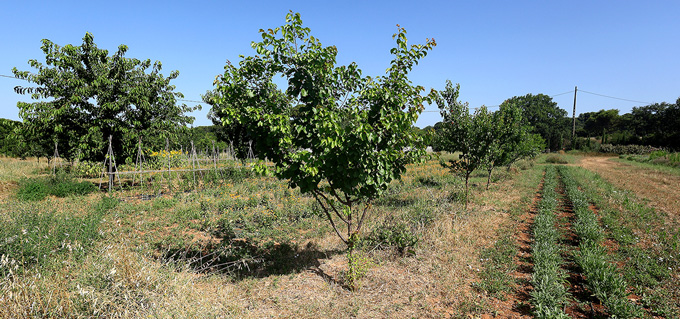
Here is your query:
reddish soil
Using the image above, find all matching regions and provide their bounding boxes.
[493,170,616,318]
[555,179,608,318]
[484,180,545,318]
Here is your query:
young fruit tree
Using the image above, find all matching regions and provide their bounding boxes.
[205,12,436,289]
[482,103,545,189]
[435,80,495,208]
[12,32,197,162]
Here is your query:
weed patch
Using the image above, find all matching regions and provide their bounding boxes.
[16,173,96,201]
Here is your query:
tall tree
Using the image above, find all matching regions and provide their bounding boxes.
[12,33,197,162]
[630,100,680,149]
[208,12,435,289]
[501,93,569,151]
[584,109,619,144]
[0,119,23,157]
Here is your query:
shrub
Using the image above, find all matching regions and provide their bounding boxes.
[599,144,659,155]
[544,154,568,164]
[16,178,49,201]
[71,161,104,178]
[361,222,419,256]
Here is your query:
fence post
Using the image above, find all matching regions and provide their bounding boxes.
[191,140,196,186]
[108,135,113,191]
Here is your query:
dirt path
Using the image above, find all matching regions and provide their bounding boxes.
[578,156,680,220]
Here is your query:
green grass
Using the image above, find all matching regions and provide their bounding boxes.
[560,166,641,318]
[529,166,570,319]
[613,156,680,176]
[0,196,117,275]
[543,154,569,164]
[563,165,680,317]
[16,173,97,201]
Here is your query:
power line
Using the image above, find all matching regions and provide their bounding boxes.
[178,99,206,104]
[0,74,23,80]
[578,89,651,105]
[550,90,573,98]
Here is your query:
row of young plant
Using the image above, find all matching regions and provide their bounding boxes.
[559,166,641,318]
[529,166,570,318]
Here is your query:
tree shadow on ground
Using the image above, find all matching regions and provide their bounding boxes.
[158,239,343,281]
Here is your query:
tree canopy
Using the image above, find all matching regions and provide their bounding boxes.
[573,98,680,150]
[207,12,435,253]
[435,81,495,206]
[500,93,569,151]
[12,32,197,162]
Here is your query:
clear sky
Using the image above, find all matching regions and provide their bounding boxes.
[1,1,678,128]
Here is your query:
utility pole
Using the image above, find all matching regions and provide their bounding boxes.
[572,86,577,140]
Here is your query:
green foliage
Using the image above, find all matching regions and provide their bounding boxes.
[559,166,642,318]
[435,81,495,207]
[16,173,96,201]
[576,98,680,150]
[208,12,435,252]
[0,118,23,157]
[583,109,620,144]
[599,144,658,155]
[12,32,198,162]
[361,222,419,256]
[501,93,569,151]
[529,166,569,318]
[544,154,568,164]
[629,99,680,150]
[71,160,104,178]
[482,101,544,189]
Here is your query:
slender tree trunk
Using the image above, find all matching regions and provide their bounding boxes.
[486,167,493,190]
[464,172,470,210]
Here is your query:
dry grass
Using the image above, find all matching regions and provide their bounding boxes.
[579,156,680,222]
[0,156,546,318]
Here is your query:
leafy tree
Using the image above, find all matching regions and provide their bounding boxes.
[203,89,258,160]
[208,12,435,288]
[482,103,544,189]
[0,119,22,157]
[435,81,495,207]
[630,100,680,150]
[501,93,569,151]
[12,32,197,162]
[584,109,619,144]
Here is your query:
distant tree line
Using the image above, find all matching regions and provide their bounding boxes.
[573,98,680,150]
[424,93,680,152]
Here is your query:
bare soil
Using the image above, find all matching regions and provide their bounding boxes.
[578,157,680,220]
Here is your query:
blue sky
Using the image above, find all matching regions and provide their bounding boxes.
[1,1,678,128]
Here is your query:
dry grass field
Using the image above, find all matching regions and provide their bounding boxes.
[0,154,678,318]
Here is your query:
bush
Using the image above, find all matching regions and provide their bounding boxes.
[599,144,659,155]
[71,161,104,178]
[361,222,419,256]
[544,154,568,164]
[16,179,49,201]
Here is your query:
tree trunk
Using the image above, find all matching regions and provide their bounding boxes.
[486,168,493,190]
[464,172,470,210]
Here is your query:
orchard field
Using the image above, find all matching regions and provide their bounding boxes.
[1,152,678,318]
[2,11,680,319]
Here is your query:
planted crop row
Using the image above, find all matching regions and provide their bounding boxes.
[530,166,569,319]
[559,166,641,318]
